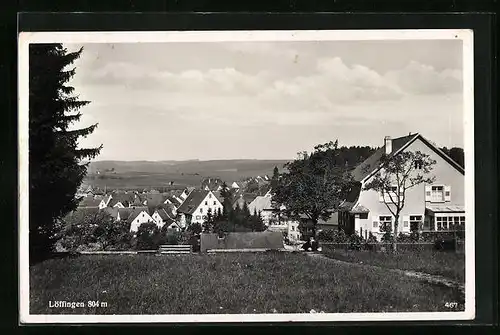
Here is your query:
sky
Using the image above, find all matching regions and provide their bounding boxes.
[66,39,464,161]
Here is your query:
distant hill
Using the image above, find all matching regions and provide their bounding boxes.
[87,159,290,175]
[83,159,290,190]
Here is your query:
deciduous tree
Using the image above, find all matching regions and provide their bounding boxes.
[363,150,436,252]
[272,140,353,238]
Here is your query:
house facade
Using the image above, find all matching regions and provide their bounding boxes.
[177,189,224,226]
[339,133,465,240]
[128,208,155,233]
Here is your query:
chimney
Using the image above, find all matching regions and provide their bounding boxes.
[384,136,393,155]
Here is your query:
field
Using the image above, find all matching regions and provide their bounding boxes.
[83,159,290,189]
[321,247,465,284]
[30,252,464,314]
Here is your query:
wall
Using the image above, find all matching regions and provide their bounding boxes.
[151,212,165,228]
[355,137,465,239]
[129,211,154,232]
[190,191,224,224]
[200,231,284,252]
[287,220,301,241]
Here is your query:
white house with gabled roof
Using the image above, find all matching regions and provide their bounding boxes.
[176,189,224,226]
[339,133,465,241]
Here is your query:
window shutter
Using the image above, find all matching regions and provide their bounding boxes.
[425,186,432,201]
[372,214,379,229]
[444,185,451,202]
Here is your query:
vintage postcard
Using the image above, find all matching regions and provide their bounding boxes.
[19,29,475,323]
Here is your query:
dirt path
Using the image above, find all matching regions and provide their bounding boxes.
[307,253,465,296]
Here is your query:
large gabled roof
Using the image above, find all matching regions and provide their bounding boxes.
[343,133,465,212]
[248,195,273,213]
[177,189,210,215]
[351,134,417,182]
[350,133,464,183]
[126,206,150,224]
[78,196,102,207]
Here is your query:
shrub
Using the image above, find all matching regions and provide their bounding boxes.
[317,229,336,242]
[135,222,162,250]
[348,233,364,251]
[165,233,180,245]
[58,210,134,252]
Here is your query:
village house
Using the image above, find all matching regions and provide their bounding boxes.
[247,191,275,226]
[151,205,180,231]
[107,192,135,208]
[98,195,112,209]
[164,195,183,210]
[232,192,258,210]
[176,189,224,227]
[127,207,155,233]
[287,219,302,241]
[338,133,465,240]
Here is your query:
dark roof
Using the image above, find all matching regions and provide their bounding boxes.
[118,208,134,221]
[155,208,175,223]
[103,207,119,219]
[108,193,134,207]
[78,196,102,207]
[177,189,209,215]
[339,183,362,211]
[126,207,150,224]
[64,207,100,221]
[351,134,417,182]
[145,193,167,207]
[166,195,182,207]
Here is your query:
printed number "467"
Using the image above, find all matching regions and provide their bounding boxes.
[445,302,459,308]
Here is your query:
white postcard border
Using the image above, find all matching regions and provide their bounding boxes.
[18,29,475,324]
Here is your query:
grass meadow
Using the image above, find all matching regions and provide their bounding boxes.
[30,252,464,314]
[321,247,465,284]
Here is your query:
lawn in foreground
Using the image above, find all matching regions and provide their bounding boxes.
[322,246,465,284]
[30,252,463,314]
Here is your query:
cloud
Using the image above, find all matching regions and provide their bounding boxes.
[73,55,463,133]
[384,60,462,94]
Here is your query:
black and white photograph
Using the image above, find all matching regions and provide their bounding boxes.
[18,29,475,323]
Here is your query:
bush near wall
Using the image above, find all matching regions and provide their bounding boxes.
[321,230,464,253]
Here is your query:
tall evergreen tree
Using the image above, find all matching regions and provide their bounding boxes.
[219,181,233,217]
[29,44,101,262]
[270,166,280,192]
[202,208,214,233]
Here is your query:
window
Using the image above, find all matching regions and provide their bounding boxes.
[142,213,144,217]
[403,221,409,228]
[205,201,208,205]
[414,160,423,169]
[292,226,295,231]
[196,215,201,220]
[410,215,423,231]
[436,216,450,230]
[200,208,203,214]
[373,221,378,228]
[379,216,392,231]
[431,186,444,202]
[209,194,212,198]
[213,201,216,205]
[382,186,398,202]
